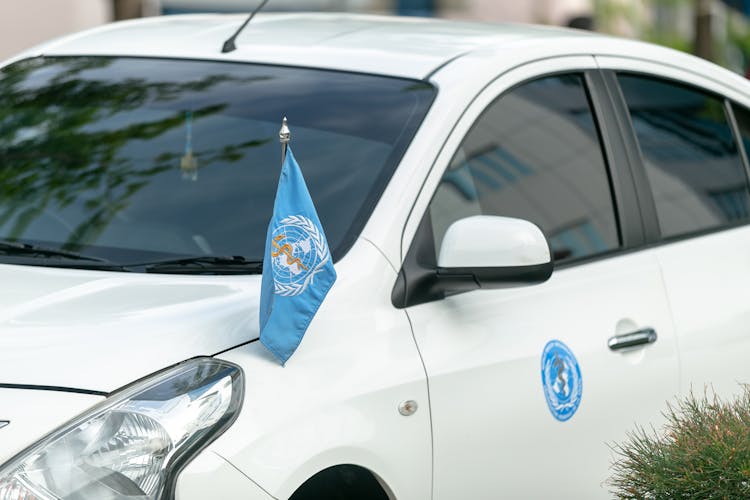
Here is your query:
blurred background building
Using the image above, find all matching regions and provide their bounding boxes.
[2,0,750,74]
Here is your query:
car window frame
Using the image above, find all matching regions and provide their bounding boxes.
[425,71,625,265]
[394,63,646,308]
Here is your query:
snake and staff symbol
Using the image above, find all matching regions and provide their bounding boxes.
[271,234,308,272]
[552,353,568,398]
[268,215,329,296]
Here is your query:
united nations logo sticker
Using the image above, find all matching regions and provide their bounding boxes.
[541,340,582,422]
[270,215,330,297]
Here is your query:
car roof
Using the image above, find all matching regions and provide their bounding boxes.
[20,12,599,80]
[15,12,748,95]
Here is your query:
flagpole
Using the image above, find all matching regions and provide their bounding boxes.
[279,116,290,166]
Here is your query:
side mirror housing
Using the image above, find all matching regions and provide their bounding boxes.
[391,215,554,308]
[436,215,553,293]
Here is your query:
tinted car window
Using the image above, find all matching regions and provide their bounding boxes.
[618,74,750,238]
[429,74,619,263]
[0,56,435,268]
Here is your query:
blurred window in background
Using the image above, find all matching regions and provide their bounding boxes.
[618,74,750,239]
[428,73,619,264]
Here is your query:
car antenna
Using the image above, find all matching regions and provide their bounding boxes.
[221,0,270,54]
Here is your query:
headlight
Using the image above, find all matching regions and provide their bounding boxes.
[0,358,243,500]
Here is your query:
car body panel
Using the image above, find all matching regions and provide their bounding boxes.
[0,389,103,464]
[408,251,679,499]
[211,241,431,500]
[0,263,259,392]
[655,228,750,399]
[176,451,275,500]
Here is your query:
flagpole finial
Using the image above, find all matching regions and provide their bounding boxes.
[279,117,291,145]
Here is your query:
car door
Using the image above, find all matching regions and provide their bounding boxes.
[397,59,680,498]
[602,65,750,401]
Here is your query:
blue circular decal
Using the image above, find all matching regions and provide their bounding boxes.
[541,340,582,422]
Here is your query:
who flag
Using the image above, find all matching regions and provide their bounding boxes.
[260,147,337,365]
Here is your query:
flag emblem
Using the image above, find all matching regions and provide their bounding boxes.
[270,215,331,297]
[260,145,337,365]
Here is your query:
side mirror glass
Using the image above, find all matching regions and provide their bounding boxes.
[436,215,553,293]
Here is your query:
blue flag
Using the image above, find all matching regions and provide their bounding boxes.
[260,147,336,365]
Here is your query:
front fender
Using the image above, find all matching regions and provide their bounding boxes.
[207,241,431,500]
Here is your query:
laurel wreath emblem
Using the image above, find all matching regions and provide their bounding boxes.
[273,215,330,297]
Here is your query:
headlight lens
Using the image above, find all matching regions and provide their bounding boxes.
[0,358,244,500]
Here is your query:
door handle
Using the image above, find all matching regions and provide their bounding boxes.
[608,328,657,350]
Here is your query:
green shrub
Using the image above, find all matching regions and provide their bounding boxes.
[609,387,750,499]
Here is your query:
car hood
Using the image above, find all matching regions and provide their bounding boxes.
[0,263,260,393]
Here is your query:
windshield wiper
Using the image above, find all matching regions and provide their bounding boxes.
[0,241,113,263]
[138,255,263,275]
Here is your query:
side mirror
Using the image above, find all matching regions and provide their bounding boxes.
[436,215,553,293]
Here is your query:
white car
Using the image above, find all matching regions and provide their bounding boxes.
[0,12,748,500]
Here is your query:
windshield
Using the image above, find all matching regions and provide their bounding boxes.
[0,56,434,271]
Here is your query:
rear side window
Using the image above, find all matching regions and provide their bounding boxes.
[618,74,750,239]
[428,73,619,263]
